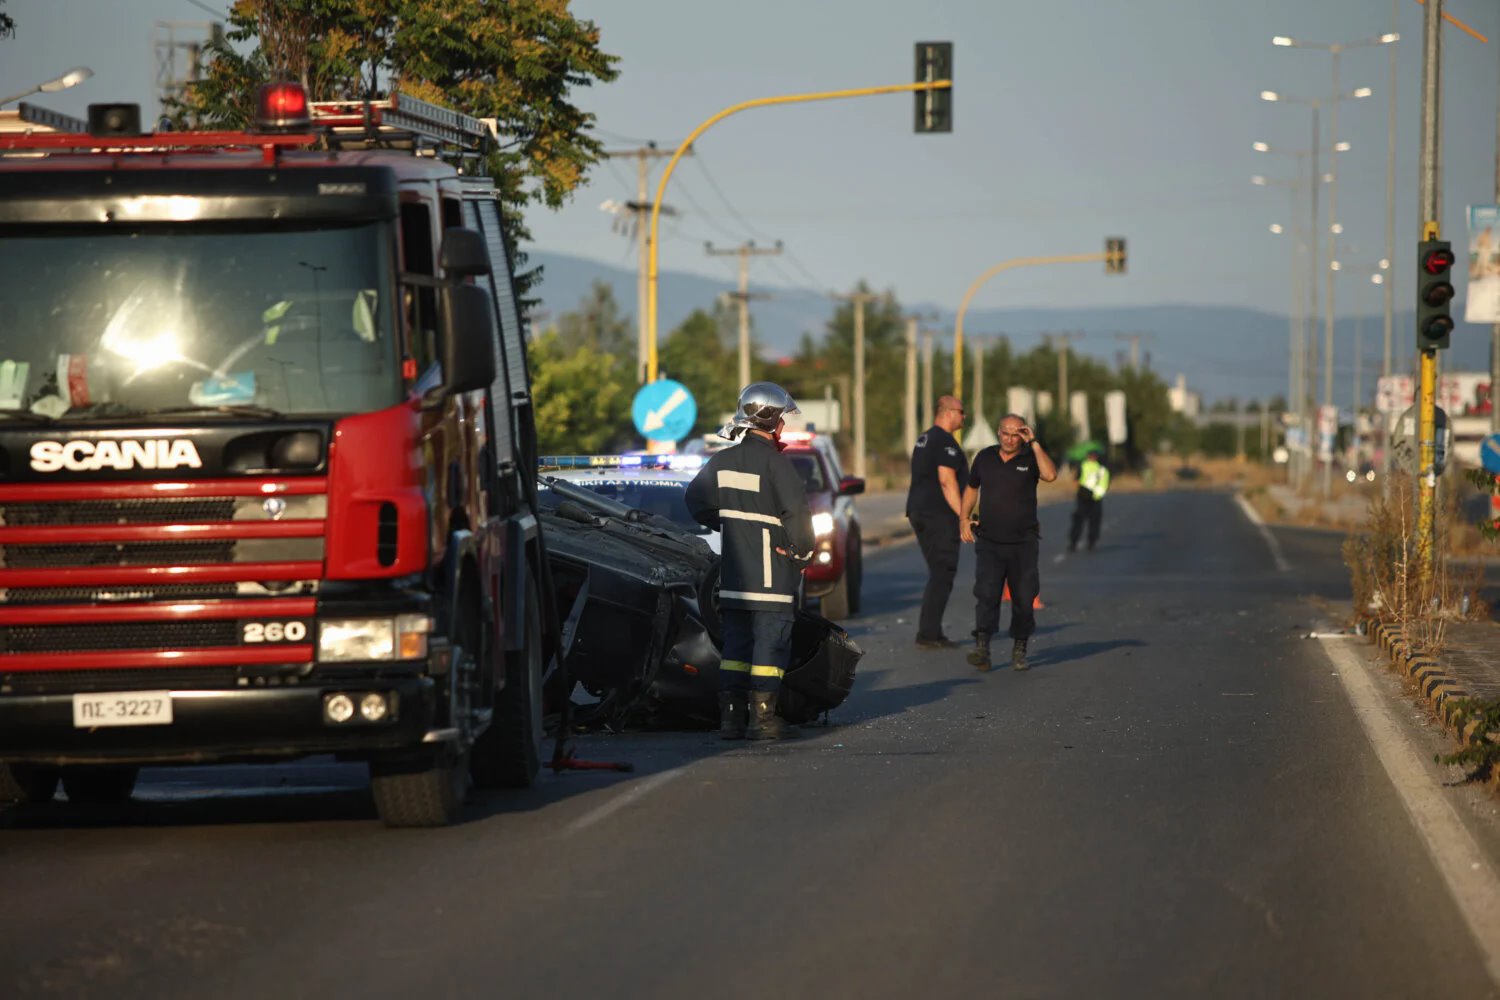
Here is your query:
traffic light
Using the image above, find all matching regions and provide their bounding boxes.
[1416,239,1456,350]
[914,42,952,133]
[1105,237,1127,274]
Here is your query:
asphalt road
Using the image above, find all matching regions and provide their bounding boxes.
[5,490,1500,998]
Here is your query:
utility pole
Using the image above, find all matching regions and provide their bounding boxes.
[1049,332,1083,436]
[1113,332,1153,372]
[904,316,919,453]
[834,290,884,479]
[1493,20,1500,435]
[605,145,683,384]
[921,331,935,429]
[706,240,781,389]
[972,335,986,429]
[1386,0,1400,467]
[1236,399,1246,461]
[1417,0,1443,576]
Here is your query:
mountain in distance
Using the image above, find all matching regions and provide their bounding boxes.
[527,249,1485,406]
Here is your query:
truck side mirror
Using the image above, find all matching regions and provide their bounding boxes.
[439,227,491,278]
[436,283,497,396]
[838,476,865,497]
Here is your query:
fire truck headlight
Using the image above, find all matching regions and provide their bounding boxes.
[318,619,396,662]
[811,512,835,537]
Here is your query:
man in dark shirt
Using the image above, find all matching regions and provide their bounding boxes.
[960,413,1057,671]
[905,395,968,649]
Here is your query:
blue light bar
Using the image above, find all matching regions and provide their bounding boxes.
[536,453,705,471]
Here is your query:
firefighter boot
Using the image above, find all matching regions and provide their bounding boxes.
[1011,639,1030,672]
[747,692,799,740]
[967,631,992,672]
[719,693,747,740]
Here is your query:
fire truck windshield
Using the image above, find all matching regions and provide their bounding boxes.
[0,221,401,419]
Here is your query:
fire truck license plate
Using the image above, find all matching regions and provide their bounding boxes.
[73,692,173,728]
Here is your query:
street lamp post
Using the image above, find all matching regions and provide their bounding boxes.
[1271,32,1394,498]
[0,66,93,109]
[1262,78,1378,496]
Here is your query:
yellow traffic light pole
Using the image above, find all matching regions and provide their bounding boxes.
[1418,222,1439,580]
[645,79,952,383]
[953,251,1116,397]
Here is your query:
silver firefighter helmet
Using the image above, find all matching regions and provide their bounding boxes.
[719,381,801,440]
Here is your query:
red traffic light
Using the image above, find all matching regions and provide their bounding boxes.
[1423,248,1456,274]
[253,82,310,132]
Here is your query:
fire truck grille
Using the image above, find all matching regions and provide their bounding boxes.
[1,584,239,605]
[0,499,237,526]
[1,667,249,695]
[1,541,236,569]
[0,620,241,654]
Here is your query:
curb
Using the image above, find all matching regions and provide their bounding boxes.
[1363,618,1496,782]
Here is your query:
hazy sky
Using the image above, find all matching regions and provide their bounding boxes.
[6,0,1500,328]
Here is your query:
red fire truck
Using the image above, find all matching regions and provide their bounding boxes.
[0,85,556,826]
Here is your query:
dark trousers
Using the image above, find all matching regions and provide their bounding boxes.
[974,536,1040,640]
[720,607,795,693]
[1069,489,1102,550]
[909,512,960,639]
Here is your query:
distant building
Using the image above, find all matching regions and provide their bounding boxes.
[1169,374,1201,418]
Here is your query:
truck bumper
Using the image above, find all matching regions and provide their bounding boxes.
[0,679,437,767]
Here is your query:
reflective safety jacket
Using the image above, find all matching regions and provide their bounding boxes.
[685,433,815,611]
[1079,457,1110,501]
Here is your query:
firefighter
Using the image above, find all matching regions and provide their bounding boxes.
[686,382,816,740]
[1068,448,1110,553]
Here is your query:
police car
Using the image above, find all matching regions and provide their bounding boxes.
[686,430,864,619]
[536,454,720,553]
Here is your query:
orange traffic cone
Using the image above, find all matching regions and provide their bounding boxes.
[1000,583,1045,610]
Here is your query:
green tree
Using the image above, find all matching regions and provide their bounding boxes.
[555,280,632,361]
[171,0,619,300]
[528,330,630,454]
[660,303,741,436]
[0,2,13,38]
[815,285,905,458]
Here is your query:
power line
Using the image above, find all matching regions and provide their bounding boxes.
[693,157,776,243]
[671,175,750,244]
[180,0,227,17]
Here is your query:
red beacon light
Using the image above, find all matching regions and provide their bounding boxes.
[253,82,311,133]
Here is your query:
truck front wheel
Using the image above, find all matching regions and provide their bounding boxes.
[370,749,469,828]
[471,577,544,789]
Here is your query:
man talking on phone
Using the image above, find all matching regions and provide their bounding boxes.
[960,413,1057,672]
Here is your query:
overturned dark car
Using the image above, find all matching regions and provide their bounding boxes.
[537,477,861,729]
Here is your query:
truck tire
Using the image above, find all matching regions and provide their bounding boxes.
[0,763,59,804]
[471,578,544,790]
[61,766,139,805]
[370,749,469,828]
[369,602,474,827]
[821,573,850,620]
[846,532,863,615]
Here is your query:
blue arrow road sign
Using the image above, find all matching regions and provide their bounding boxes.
[1482,433,1500,474]
[632,378,697,442]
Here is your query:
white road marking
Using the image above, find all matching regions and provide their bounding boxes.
[565,767,688,835]
[1234,493,1291,573]
[1321,637,1500,984]
[1052,553,1067,564]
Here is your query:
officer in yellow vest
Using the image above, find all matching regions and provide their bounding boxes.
[1068,448,1110,553]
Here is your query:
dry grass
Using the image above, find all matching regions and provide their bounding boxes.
[1342,476,1485,655]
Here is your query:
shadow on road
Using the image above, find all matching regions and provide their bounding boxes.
[834,667,983,725]
[1026,638,1148,669]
